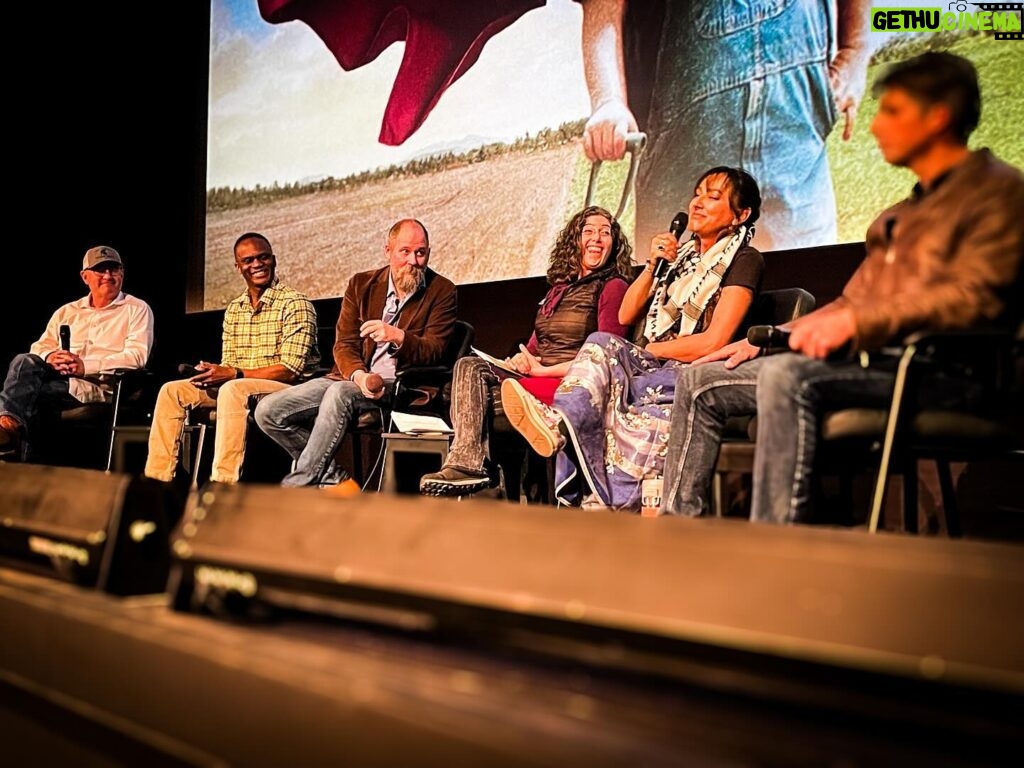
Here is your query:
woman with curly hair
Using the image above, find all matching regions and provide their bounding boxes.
[419,206,634,497]
[501,167,765,511]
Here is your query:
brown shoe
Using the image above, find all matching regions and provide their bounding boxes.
[419,465,492,497]
[322,478,362,499]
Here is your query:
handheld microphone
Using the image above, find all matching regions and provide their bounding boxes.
[364,372,385,395]
[59,324,71,352]
[748,325,854,361]
[652,212,688,281]
[178,364,201,378]
[670,211,689,239]
[747,325,791,349]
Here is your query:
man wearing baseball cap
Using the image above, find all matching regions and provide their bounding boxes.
[0,245,154,459]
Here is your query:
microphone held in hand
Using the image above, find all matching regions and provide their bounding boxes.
[669,211,689,240]
[178,363,201,378]
[747,325,791,349]
[652,212,689,282]
[59,325,71,352]
[364,373,385,395]
[748,325,854,361]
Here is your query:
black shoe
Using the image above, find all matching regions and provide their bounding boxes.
[420,466,491,497]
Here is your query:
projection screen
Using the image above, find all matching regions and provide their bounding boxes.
[199,0,1022,311]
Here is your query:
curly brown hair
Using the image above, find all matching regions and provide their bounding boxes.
[546,206,634,285]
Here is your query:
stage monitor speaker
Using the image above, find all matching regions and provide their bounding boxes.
[0,463,182,595]
[168,482,1024,708]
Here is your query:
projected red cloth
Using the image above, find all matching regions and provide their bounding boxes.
[259,0,545,146]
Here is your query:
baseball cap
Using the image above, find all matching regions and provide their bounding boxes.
[82,246,123,271]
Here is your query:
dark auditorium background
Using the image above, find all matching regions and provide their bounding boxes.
[7,5,207,376]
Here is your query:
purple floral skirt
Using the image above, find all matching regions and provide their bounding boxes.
[552,332,683,510]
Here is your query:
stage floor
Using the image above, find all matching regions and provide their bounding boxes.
[1,550,1021,767]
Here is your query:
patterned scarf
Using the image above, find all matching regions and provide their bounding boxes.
[644,225,752,343]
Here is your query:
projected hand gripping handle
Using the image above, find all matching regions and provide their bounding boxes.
[584,132,647,220]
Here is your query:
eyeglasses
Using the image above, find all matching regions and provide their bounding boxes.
[87,264,123,274]
[238,252,274,267]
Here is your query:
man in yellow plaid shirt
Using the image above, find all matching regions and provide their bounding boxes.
[144,232,319,485]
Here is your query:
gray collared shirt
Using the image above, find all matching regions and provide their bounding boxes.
[370,272,420,380]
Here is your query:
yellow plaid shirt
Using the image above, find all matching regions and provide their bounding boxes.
[221,284,319,375]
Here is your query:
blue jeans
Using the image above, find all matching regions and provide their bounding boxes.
[752,353,894,524]
[661,359,760,518]
[0,353,78,443]
[253,377,387,487]
[662,354,896,523]
[634,0,838,251]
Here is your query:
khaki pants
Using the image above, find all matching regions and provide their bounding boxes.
[144,378,291,484]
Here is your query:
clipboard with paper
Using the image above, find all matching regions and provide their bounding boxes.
[470,346,524,379]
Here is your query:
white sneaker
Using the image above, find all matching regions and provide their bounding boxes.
[500,379,565,458]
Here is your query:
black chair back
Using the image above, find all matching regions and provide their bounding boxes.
[393,320,474,410]
[447,320,476,364]
[741,287,816,335]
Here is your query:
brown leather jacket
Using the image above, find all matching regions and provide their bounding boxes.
[329,266,457,380]
[839,149,1024,351]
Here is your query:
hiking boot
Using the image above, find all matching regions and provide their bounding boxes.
[500,379,565,458]
[419,465,491,497]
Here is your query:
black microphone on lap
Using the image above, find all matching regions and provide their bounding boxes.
[748,325,856,361]
[652,211,689,282]
[59,324,71,352]
[747,324,791,350]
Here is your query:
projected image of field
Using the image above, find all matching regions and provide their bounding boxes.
[204,144,581,310]
[206,0,1022,313]
[828,33,1023,244]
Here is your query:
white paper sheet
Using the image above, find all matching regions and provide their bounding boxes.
[390,411,454,434]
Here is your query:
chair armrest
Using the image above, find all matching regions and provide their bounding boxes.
[80,367,133,382]
[903,327,1014,353]
[395,366,452,387]
[898,329,1016,383]
[880,328,1021,432]
[394,365,457,411]
[904,327,1014,342]
[869,328,1015,366]
[80,368,155,391]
